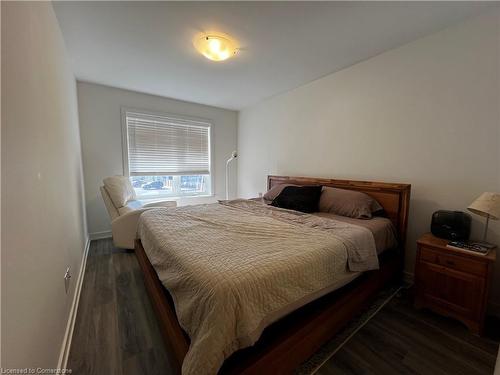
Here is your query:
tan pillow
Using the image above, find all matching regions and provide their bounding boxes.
[263,184,299,201]
[318,186,382,219]
[103,176,136,208]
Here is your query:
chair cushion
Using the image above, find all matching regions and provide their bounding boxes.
[103,176,136,208]
[118,200,144,216]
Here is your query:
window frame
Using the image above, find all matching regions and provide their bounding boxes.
[121,107,215,199]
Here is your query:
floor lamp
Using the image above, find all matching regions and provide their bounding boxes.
[225,151,237,200]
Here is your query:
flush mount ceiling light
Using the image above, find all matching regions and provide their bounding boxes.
[193,33,239,62]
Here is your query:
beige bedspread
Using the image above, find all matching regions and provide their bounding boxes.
[138,199,378,375]
[312,212,398,254]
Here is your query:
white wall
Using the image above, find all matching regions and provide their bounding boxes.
[77,82,238,237]
[238,13,500,304]
[1,2,87,368]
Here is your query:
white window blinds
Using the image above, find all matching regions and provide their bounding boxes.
[126,111,211,176]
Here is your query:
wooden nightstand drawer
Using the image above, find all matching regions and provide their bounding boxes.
[420,246,487,277]
[419,247,437,263]
[415,233,496,335]
[416,261,485,320]
[435,252,486,277]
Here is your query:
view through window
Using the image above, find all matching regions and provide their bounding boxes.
[130,175,210,198]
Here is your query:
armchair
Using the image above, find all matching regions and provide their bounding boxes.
[100,176,176,249]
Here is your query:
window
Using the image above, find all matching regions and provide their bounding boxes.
[123,110,212,198]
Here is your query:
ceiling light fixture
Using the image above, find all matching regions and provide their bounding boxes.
[193,33,238,62]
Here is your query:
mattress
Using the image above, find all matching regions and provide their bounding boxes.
[312,212,398,254]
[138,199,379,375]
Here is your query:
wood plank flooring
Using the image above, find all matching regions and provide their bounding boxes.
[67,239,174,375]
[68,239,499,375]
[316,289,499,375]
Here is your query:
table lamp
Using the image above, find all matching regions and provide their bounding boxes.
[467,192,500,248]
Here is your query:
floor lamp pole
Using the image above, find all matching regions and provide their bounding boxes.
[225,151,237,200]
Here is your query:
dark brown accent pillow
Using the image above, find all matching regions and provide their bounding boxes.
[263,183,298,201]
[318,187,383,219]
[271,185,322,213]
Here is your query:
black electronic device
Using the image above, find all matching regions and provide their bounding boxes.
[431,210,471,241]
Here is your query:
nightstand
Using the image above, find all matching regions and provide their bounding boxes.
[414,233,496,335]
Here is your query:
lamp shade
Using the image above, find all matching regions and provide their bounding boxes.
[467,192,500,220]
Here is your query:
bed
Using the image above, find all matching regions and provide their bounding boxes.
[135,175,411,374]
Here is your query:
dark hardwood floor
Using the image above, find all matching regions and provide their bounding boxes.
[316,290,499,375]
[67,239,174,375]
[68,239,499,375]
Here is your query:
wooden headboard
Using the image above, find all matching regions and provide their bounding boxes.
[268,175,411,245]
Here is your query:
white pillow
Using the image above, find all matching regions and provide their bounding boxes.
[103,176,136,208]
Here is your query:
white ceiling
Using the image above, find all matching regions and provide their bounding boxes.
[54,1,494,110]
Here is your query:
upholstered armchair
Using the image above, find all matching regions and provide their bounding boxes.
[100,176,176,249]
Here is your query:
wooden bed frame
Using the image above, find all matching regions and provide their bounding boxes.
[135,175,411,374]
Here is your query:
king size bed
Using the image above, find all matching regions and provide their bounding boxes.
[134,175,411,374]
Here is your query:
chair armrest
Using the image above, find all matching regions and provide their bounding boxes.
[142,200,177,209]
[110,208,151,249]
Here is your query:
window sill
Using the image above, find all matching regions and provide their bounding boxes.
[138,194,215,203]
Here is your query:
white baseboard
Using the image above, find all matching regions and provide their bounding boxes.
[57,237,91,370]
[89,230,112,240]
